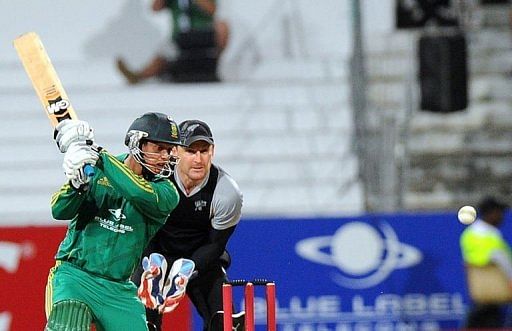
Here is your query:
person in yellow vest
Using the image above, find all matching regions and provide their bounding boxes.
[460,196,511,328]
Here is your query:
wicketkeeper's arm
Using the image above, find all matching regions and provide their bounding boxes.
[190,226,236,274]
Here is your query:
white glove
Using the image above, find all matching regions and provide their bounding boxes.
[55,119,94,153]
[62,142,99,189]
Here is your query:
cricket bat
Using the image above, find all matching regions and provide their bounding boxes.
[13,32,94,176]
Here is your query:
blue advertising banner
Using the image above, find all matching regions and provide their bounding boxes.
[191,213,481,331]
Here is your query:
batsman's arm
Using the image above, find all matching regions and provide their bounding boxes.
[51,183,89,220]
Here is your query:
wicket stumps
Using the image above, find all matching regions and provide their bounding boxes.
[222,279,276,331]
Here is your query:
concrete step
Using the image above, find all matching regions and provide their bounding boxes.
[0,68,361,220]
[479,3,511,28]
[2,77,349,111]
[245,58,347,82]
[366,73,512,110]
[365,29,512,82]
[2,60,123,90]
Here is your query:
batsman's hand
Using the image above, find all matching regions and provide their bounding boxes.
[55,119,94,153]
[62,141,99,189]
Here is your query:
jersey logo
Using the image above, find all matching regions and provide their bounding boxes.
[109,208,126,221]
[96,210,132,234]
[46,97,70,115]
[97,176,112,188]
[194,200,207,211]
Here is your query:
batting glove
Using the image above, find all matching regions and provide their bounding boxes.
[62,142,99,189]
[55,119,94,153]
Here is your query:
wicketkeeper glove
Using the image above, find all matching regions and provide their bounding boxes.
[159,258,196,314]
[55,119,94,153]
[62,141,99,189]
[137,254,196,314]
[138,253,167,310]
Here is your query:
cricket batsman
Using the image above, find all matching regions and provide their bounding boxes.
[44,112,189,331]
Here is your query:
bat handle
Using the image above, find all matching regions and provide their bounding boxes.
[84,164,95,177]
[83,140,96,177]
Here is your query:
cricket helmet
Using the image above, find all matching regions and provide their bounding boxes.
[124,112,182,147]
[124,112,182,178]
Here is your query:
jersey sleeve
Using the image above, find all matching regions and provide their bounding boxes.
[51,183,89,220]
[191,170,243,274]
[96,150,180,222]
[490,250,512,280]
[190,226,236,274]
[211,172,243,230]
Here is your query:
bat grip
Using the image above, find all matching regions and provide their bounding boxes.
[83,164,95,177]
[83,140,96,177]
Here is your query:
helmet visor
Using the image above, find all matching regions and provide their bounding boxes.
[133,140,179,178]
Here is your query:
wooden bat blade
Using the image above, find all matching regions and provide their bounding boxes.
[13,32,77,127]
[13,32,94,177]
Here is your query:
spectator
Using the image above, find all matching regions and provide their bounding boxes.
[117,0,229,84]
[460,196,512,328]
[132,120,243,331]
[396,0,459,28]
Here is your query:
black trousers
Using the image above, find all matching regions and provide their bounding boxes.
[132,262,227,331]
[464,304,507,328]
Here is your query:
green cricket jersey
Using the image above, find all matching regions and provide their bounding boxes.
[50,150,179,282]
[165,0,215,41]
